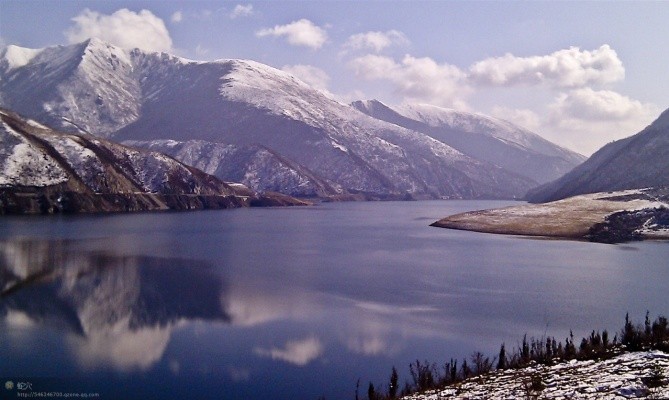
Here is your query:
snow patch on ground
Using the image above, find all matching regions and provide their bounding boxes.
[42,135,106,192]
[0,122,68,187]
[405,351,669,400]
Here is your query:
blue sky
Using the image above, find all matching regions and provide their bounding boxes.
[1,0,668,155]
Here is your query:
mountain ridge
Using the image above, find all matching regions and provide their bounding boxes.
[0,39,577,200]
[0,108,306,214]
[352,99,585,185]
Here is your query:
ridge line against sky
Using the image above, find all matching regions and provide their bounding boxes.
[1,1,668,156]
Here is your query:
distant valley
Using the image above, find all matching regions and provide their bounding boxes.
[431,105,669,243]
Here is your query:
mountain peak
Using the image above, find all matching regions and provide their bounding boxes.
[0,44,44,72]
[1,41,567,200]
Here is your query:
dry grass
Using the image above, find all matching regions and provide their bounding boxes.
[432,191,667,239]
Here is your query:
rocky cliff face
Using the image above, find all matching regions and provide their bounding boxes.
[1,39,539,200]
[527,108,669,203]
[0,108,303,214]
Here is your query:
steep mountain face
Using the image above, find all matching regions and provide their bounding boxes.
[352,100,585,184]
[526,108,669,203]
[0,108,251,214]
[0,39,538,200]
[0,41,140,136]
[123,140,343,198]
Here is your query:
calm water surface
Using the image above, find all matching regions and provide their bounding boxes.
[1,201,668,399]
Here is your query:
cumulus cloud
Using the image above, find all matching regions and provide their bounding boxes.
[254,337,323,366]
[230,4,254,19]
[282,64,330,91]
[469,45,624,88]
[549,88,655,121]
[348,54,469,108]
[538,88,658,154]
[171,11,183,23]
[256,19,327,49]
[343,30,409,53]
[65,8,173,52]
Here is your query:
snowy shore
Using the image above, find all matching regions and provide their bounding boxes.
[404,350,669,400]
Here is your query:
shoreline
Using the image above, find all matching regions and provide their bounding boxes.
[431,189,669,244]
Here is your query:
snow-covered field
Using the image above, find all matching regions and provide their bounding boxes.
[405,350,669,400]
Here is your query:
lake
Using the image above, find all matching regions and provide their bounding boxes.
[1,200,668,400]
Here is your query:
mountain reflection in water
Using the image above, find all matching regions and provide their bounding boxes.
[0,238,229,371]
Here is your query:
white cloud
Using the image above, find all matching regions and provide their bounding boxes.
[171,11,183,23]
[230,4,254,19]
[469,45,624,88]
[343,30,409,53]
[254,337,323,366]
[256,19,327,50]
[65,8,173,53]
[549,88,656,121]
[282,64,330,91]
[348,54,469,108]
[491,106,542,132]
[537,88,658,154]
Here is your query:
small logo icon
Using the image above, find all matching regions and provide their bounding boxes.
[17,382,33,391]
[5,380,14,390]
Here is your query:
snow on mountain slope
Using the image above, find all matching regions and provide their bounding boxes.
[0,45,44,71]
[0,39,537,199]
[0,119,69,187]
[0,108,250,214]
[125,139,343,198]
[128,56,537,198]
[397,103,548,152]
[0,38,141,136]
[352,100,585,185]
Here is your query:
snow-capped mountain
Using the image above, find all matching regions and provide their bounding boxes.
[0,39,538,199]
[0,40,141,136]
[0,108,250,213]
[526,108,669,203]
[352,100,585,184]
